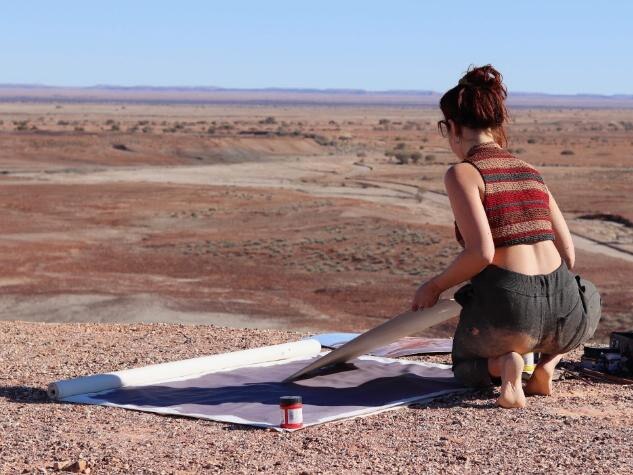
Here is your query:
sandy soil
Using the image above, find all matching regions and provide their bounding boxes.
[1,321,632,474]
[1,104,632,335]
[1,102,632,473]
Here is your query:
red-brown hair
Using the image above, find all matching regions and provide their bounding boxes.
[439,64,510,147]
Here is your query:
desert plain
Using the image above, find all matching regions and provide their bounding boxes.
[1,94,632,473]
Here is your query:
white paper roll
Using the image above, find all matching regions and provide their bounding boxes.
[48,338,321,400]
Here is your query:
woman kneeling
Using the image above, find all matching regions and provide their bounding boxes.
[410,64,602,408]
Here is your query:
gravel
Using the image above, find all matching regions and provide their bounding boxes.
[1,320,632,474]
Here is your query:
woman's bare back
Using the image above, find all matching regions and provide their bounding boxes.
[492,240,562,275]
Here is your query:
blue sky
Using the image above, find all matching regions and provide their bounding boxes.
[2,1,631,94]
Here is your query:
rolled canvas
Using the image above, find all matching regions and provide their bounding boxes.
[48,339,322,400]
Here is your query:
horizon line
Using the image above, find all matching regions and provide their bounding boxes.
[1,83,632,98]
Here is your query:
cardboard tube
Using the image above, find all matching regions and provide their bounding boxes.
[48,338,321,400]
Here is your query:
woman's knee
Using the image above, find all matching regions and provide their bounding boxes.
[543,275,602,354]
[452,358,496,388]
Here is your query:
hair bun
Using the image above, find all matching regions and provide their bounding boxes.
[440,63,510,147]
[460,64,506,96]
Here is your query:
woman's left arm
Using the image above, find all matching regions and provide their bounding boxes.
[411,163,495,311]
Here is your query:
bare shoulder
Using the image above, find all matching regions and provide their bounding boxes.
[444,162,481,188]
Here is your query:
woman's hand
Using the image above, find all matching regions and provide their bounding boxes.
[411,279,442,312]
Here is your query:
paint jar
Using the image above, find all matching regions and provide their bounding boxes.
[522,352,536,376]
[280,395,303,429]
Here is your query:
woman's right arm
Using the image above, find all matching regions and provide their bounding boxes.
[548,187,575,270]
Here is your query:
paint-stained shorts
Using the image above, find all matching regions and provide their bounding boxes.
[451,260,602,388]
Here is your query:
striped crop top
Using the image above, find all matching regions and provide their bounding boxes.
[454,142,556,248]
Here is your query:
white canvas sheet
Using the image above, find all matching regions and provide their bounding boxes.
[50,341,466,431]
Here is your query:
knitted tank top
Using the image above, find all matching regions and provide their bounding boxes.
[454,142,555,248]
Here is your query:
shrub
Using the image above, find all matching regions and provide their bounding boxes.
[260,116,277,125]
[577,213,633,228]
[410,151,422,163]
[527,138,537,144]
[425,154,436,162]
[14,120,29,131]
[313,134,328,145]
[560,149,575,155]
[394,152,410,164]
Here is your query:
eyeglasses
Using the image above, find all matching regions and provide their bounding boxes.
[437,119,450,138]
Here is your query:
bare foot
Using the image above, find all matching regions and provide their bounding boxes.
[525,353,562,396]
[494,352,527,409]
[525,368,552,396]
[497,381,527,408]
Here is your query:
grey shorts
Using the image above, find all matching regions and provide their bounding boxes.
[451,260,602,388]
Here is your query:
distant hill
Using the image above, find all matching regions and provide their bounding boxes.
[1,84,632,108]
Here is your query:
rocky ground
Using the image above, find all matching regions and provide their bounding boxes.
[1,321,632,474]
